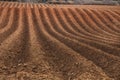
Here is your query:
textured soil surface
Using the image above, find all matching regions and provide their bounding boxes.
[0,2,120,80]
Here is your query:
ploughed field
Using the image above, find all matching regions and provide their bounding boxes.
[0,2,120,80]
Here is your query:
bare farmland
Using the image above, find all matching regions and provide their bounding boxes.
[0,2,120,80]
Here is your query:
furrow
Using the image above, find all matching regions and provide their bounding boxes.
[0,8,10,29]
[47,8,120,58]
[40,8,120,79]
[76,8,119,40]
[107,10,120,21]
[88,9,120,35]
[72,9,118,45]
[0,8,19,44]
[82,9,119,38]
[28,6,63,80]
[0,8,29,73]
[0,8,4,19]
[68,8,120,46]
[39,8,111,80]
[101,10,120,32]
[91,9,120,35]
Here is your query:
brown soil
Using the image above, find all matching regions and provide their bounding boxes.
[0,1,120,80]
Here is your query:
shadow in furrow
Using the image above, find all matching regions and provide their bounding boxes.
[46,8,120,57]
[82,9,119,37]
[76,8,120,44]
[0,2,4,7]
[0,8,30,71]
[64,8,117,45]
[114,10,120,16]
[0,8,19,44]
[105,10,120,30]
[64,8,118,41]
[0,8,10,29]
[101,10,120,32]
[33,8,78,79]
[47,8,120,57]
[39,8,120,79]
[0,8,3,16]
[37,8,111,80]
[86,9,120,35]
[16,8,30,65]
[75,8,116,39]
[106,10,120,31]
[68,8,120,46]
[27,7,64,79]
[107,10,120,21]
[90,9,120,35]
[76,8,104,34]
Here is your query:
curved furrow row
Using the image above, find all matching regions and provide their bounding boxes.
[38,8,112,80]
[0,8,10,29]
[47,8,120,57]
[16,3,20,8]
[38,4,42,8]
[68,8,120,44]
[67,8,120,47]
[29,3,32,8]
[61,8,89,37]
[105,10,120,28]
[86,9,120,35]
[53,8,83,39]
[39,7,80,79]
[0,2,3,6]
[48,8,120,57]
[37,4,42,8]
[5,2,11,8]
[58,8,103,40]
[0,8,4,19]
[1,2,8,8]
[39,8,120,79]
[1,2,6,7]
[0,8,19,44]
[26,7,51,74]
[9,2,15,8]
[0,8,12,29]
[100,10,120,32]
[114,10,120,16]
[82,9,120,38]
[21,3,25,8]
[107,10,120,22]
[62,9,120,47]
[0,2,5,7]
[14,3,18,8]
[0,7,4,15]
[8,2,13,8]
[0,3,120,79]
[78,9,112,36]
[90,9,120,35]
[52,9,120,56]
[67,8,110,41]
[0,8,29,73]
[28,7,64,79]
[80,9,120,46]
[22,3,26,8]
[106,10,120,30]
[64,8,119,43]
[75,8,119,40]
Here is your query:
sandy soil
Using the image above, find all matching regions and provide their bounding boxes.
[0,1,120,80]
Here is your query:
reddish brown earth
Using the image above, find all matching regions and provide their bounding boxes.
[0,2,120,80]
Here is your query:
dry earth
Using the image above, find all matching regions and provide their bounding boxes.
[0,2,120,80]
